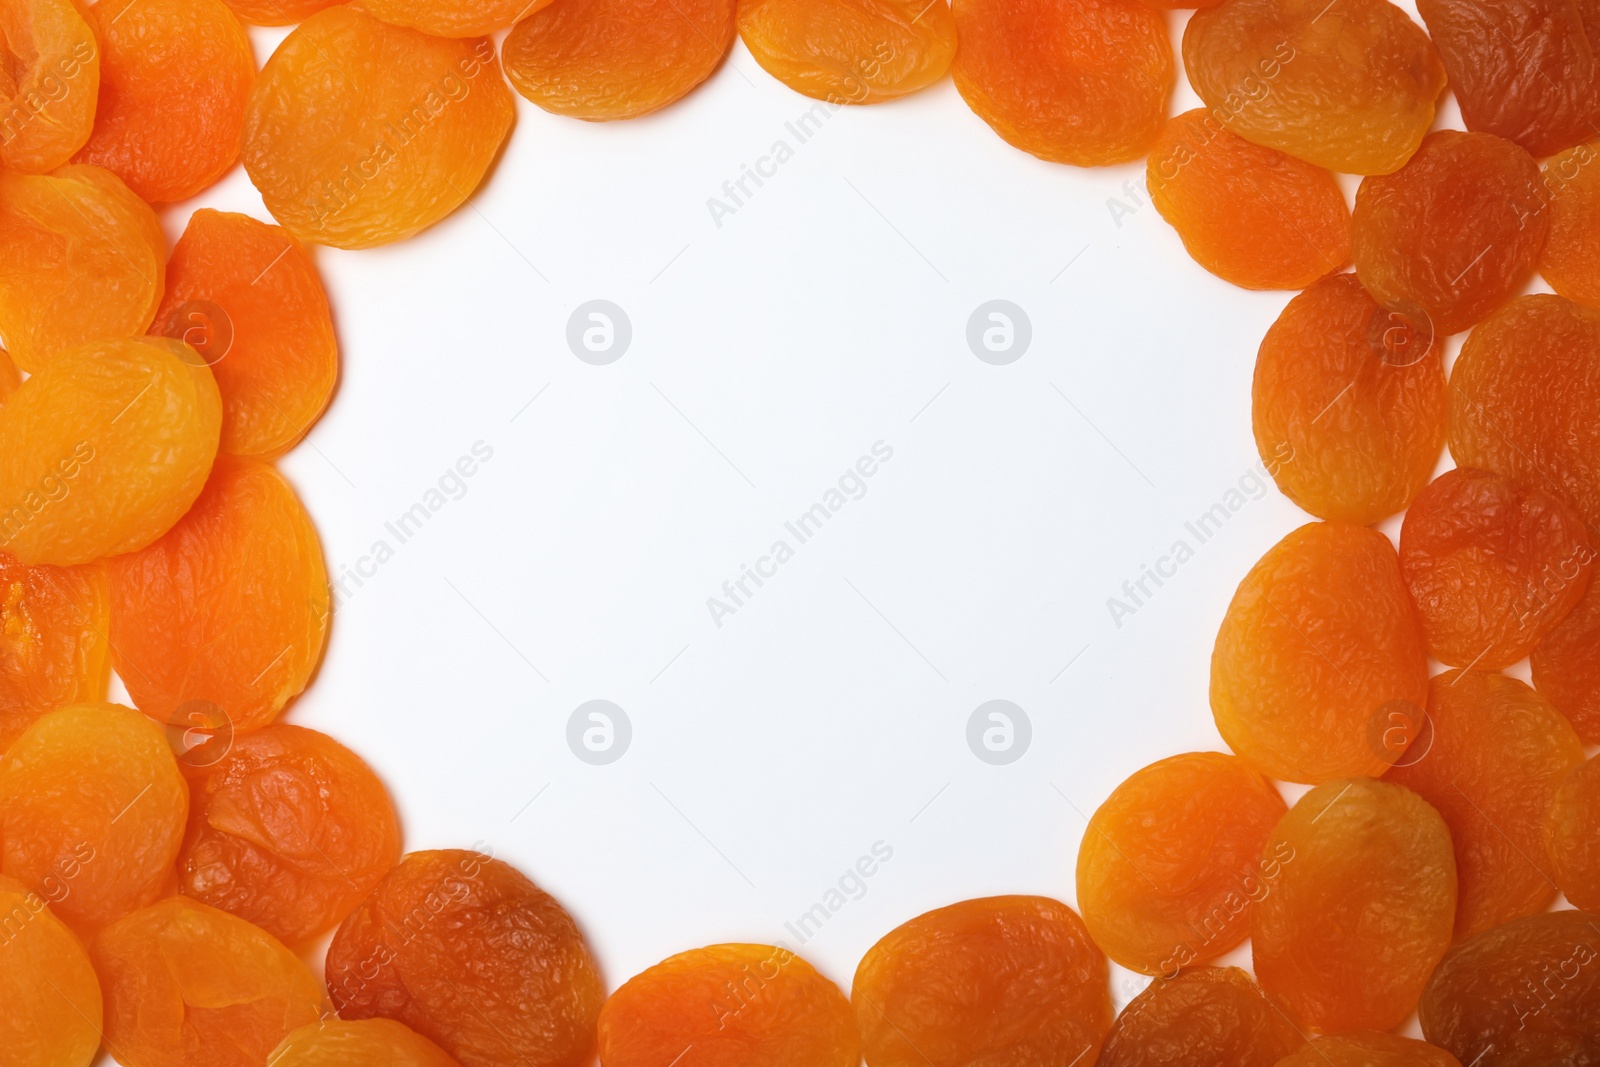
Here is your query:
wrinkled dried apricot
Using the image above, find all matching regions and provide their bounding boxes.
[600,943,857,1067]
[0,164,164,373]
[1097,967,1303,1067]
[1541,141,1600,308]
[0,875,102,1067]
[1388,671,1585,937]
[1276,1032,1462,1067]
[1077,752,1286,976]
[1183,0,1445,175]
[1547,756,1600,911]
[852,895,1111,1067]
[1147,109,1350,290]
[0,336,221,568]
[364,0,544,38]
[738,0,954,105]
[1253,777,1456,1032]
[221,0,334,26]
[0,553,107,753]
[327,849,603,1067]
[0,703,187,931]
[951,0,1172,166]
[1420,909,1600,1067]
[0,348,17,402]
[272,1018,464,1067]
[242,7,514,249]
[503,0,733,120]
[1533,580,1600,744]
[1211,522,1429,783]
[1252,271,1445,524]
[0,0,98,173]
[92,895,324,1067]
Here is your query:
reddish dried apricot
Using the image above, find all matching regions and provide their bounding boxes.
[0,553,107,752]
[738,0,954,105]
[1546,756,1600,911]
[1276,1033,1462,1067]
[91,896,324,1067]
[0,874,102,1067]
[1183,0,1445,175]
[951,0,1172,165]
[852,895,1111,1067]
[504,0,733,120]
[243,8,513,249]
[1097,967,1303,1067]
[1211,522,1429,783]
[327,850,603,1067]
[600,944,857,1067]
[1251,271,1445,524]
[0,0,98,172]
[1388,671,1585,936]
[0,164,164,373]
[272,1019,463,1067]
[1533,579,1600,743]
[1541,141,1600,309]
[1252,777,1456,1032]
[1077,752,1286,976]
[0,703,187,931]
[364,0,545,38]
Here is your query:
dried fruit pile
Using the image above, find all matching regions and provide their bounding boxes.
[0,0,1596,1062]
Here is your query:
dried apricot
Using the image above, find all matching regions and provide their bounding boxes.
[1541,141,1600,308]
[327,849,603,1067]
[1399,468,1593,669]
[1388,671,1585,936]
[1275,1032,1462,1067]
[852,895,1111,1067]
[364,0,545,38]
[1098,968,1302,1067]
[1077,752,1286,976]
[1183,0,1445,175]
[0,164,164,373]
[738,0,954,105]
[0,348,17,402]
[242,7,514,249]
[1251,271,1445,524]
[1533,579,1600,743]
[91,895,324,1067]
[951,0,1172,166]
[1546,756,1600,911]
[0,336,221,568]
[1253,777,1456,1032]
[503,0,733,120]
[0,0,98,172]
[222,0,335,26]
[272,1019,464,1067]
[600,943,857,1067]
[0,703,187,931]
[1419,909,1600,1067]
[178,724,398,946]
[1211,522,1428,783]
[0,874,102,1067]
[0,553,107,753]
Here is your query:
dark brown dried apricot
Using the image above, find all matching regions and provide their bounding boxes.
[1275,1032,1462,1067]
[1097,967,1303,1067]
[272,1018,464,1067]
[0,0,99,173]
[1546,756,1600,911]
[1541,140,1600,309]
[0,874,103,1067]
[0,552,107,753]
[738,0,955,104]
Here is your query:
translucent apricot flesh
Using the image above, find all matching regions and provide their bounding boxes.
[0,874,103,1067]
[0,553,107,753]
[0,0,99,173]
[271,1018,464,1067]
[1097,967,1303,1067]
[738,0,955,105]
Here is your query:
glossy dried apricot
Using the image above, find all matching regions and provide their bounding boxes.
[503,0,733,120]
[1097,967,1303,1067]
[738,0,954,105]
[1148,109,1350,290]
[1211,522,1429,783]
[1252,271,1445,524]
[600,943,857,1067]
[1353,132,1548,337]
[222,0,335,26]
[951,0,1172,166]
[1546,756,1600,911]
[852,895,1111,1067]
[1532,579,1600,743]
[0,164,164,373]
[327,850,603,1067]
[1252,777,1456,1032]
[0,0,98,173]
[0,336,221,568]
[1275,1032,1462,1067]
[0,348,17,402]
[271,1019,463,1067]
[242,7,514,249]
[0,553,107,753]
[364,0,544,38]
[0,703,187,931]
[1388,671,1585,936]
[0,875,103,1067]
[1541,141,1600,308]
[1183,0,1445,175]
[1420,909,1600,1067]
[1399,468,1593,669]
[1077,752,1286,976]
[91,895,324,1067]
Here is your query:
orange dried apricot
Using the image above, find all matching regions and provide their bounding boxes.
[600,943,857,1067]
[0,0,99,173]
[221,0,335,26]
[1546,756,1600,911]
[1097,967,1304,1067]
[1147,109,1350,290]
[1275,1032,1462,1067]
[1183,0,1445,175]
[1388,670,1585,937]
[1252,777,1456,1033]
[242,7,514,249]
[1251,271,1445,524]
[1077,752,1286,976]
[851,895,1111,1067]
[950,0,1172,166]
[364,0,545,38]
[108,456,328,734]
[0,164,164,373]
[0,874,103,1067]
[91,895,324,1067]
[1352,132,1549,337]
[271,1019,464,1067]
[738,0,955,105]
[0,552,107,752]
[503,0,733,120]
[1541,141,1600,309]
[0,336,221,568]
[1211,521,1429,783]
[0,703,187,931]
[1532,579,1600,744]
[1420,909,1600,1067]
[327,850,603,1067]
[1399,468,1593,669]
[0,348,17,401]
